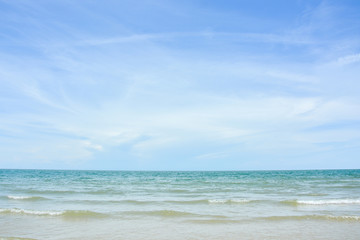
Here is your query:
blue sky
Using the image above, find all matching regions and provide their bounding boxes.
[0,0,359,170]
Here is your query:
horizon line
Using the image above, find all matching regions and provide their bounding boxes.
[1,168,359,172]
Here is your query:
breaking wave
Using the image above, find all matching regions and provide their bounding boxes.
[262,215,360,222]
[282,199,360,206]
[0,208,107,218]
[123,210,198,217]
[122,210,227,219]
[72,199,254,205]
[6,196,47,201]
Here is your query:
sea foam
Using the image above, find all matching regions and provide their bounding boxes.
[264,215,360,222]
[7,196,45,201]
[0,208,107,218]
[0,208,62,216]
[297,199,360,205]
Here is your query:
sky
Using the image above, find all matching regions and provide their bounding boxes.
[0,0,359,170]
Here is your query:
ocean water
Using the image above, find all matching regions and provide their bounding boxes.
[0,169,359,240]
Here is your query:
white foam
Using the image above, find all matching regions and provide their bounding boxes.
[297,199,360,205]
[327,215,360,221]
[208,199,227,204]
[231,199,251,203]
[0,208,63,216]
[7,195,33,200]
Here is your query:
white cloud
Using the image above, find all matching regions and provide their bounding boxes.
[266,70,317,83]
[195,151,229,160]
[81,34,163,46]
[337,53,360,66]
[83,141,103,151]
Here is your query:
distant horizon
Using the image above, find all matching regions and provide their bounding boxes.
[2,168,359,172]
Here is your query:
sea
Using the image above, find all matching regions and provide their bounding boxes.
[0,169,359,240]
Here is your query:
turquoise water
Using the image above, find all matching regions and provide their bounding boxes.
[0,169,360,239]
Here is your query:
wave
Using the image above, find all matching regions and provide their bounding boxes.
[67,199,206,206]
[122,210,227,219]
[208,199,252,204]
[262,215,360,222]
[62,210,108,218]
[297,193,328,197]
[0,208,107,218]
[165,199,209,205]
[282,199,360,206]
[142,199,251,205]
[6,196,47,201]
[0,237,38,240]
[71,199,155,205]
[21,189,124,195]
[188,219,242,224]
[123,210,197,218]
[167,189,191,193]
[65,198,253,205]
[0,208,62,216]
[124,199,253,205]
[297,199,360,205]
[120,199,157,205]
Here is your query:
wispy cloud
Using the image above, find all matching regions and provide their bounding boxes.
[79,31,316,47]
[0,0,359,169]
[336,53,360,66]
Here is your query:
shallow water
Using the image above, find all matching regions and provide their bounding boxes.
[0,169,359,239]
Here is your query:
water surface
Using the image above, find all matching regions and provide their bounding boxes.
[1,169,359,239]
